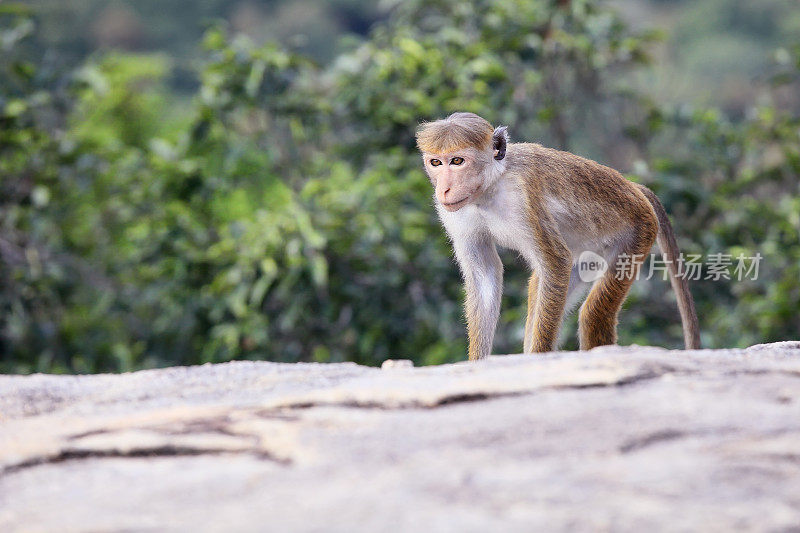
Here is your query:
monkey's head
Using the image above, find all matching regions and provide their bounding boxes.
[416,112,508,212]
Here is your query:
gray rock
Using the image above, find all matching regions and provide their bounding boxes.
[1,343,799,532]
[381,359,414,369]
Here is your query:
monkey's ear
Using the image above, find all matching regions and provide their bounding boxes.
[492,126,508,160]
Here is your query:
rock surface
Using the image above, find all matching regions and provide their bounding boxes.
[2,342,800,532]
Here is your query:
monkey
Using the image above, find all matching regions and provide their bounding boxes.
[416,112,700,360]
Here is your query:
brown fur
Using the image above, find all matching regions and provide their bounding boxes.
[508,143,663,350]
[416,112,494,154]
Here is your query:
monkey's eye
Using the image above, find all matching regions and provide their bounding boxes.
[450,157,464,165]
[430,159,442,166]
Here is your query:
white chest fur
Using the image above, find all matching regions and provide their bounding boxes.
[437,177,542,269]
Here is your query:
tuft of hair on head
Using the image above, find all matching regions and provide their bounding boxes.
[415,112,494,154]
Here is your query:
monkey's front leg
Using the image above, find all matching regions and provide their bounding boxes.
[526,256,571,353]
[455,237,503,361]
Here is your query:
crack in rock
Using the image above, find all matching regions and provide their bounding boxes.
[269,368,667,412]
[2,445,291,476]
[275,392,527,411]
[4,414,296,476]
[618,429,689,453]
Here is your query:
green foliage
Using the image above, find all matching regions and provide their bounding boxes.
[1,0,798,373]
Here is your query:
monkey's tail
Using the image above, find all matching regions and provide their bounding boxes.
[637,184,701,349]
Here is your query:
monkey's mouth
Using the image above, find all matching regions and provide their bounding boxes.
[442,196,472,211]
[441,188,480,211]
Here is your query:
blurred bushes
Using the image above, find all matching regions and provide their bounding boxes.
[0,0,798,373]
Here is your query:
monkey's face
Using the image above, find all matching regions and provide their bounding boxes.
[422,147,490,212]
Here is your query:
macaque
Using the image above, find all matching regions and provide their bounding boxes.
[416,112,700,360]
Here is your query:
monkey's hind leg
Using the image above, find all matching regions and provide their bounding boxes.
[578,269,633,349]
[523,271,539,353]
[579,229,656,350]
